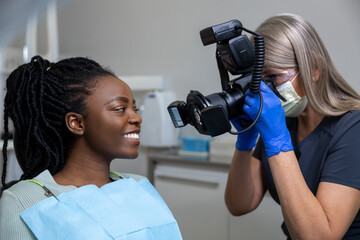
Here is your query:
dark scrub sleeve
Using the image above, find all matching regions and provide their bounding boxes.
[251,111,360,239]
[321,120,360,190]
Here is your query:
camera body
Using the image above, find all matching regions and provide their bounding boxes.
[167,20,278,137]
[168,74,252,136]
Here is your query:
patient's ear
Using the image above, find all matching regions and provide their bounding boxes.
[65,112,85,136]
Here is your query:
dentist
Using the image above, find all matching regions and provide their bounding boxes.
[225,14,360,240]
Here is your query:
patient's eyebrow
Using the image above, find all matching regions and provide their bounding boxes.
[104,97,136,106]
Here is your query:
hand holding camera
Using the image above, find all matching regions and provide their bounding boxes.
[243,82,293,158]
[231,115,258,151]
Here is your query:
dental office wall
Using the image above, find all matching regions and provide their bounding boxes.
[2,0,359,181]
[47,0,360,177]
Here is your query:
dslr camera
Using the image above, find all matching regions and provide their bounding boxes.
[167,20,284,137]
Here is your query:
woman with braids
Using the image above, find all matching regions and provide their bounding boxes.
[226,14,360,239]
[0,56,182,239]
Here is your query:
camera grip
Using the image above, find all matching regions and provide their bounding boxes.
[239,117,252,128]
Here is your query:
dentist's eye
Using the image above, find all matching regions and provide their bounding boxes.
[266,74,280,81]
[263,73,285,85]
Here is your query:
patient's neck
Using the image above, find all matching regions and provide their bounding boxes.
[53,149,112,188]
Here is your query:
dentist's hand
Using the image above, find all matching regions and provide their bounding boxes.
[243,82,293,158]
[231,115,258,151]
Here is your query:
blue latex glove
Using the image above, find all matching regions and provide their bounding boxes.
[231,115,258,151]
[243,82,293,158]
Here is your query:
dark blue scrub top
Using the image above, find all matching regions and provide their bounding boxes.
[253,110,360,239]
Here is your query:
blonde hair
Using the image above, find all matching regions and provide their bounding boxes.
[255,13,360,116]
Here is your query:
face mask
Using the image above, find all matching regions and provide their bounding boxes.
[276,80,308,117]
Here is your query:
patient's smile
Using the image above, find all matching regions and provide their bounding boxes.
[124,133,139,140]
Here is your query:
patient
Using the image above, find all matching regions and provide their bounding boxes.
[0,56,182,239]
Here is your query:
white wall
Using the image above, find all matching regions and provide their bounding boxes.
[53,0,360,95]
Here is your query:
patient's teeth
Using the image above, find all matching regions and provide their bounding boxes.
[124,133,139,139]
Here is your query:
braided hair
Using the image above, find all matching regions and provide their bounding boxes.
[1,55,115,189]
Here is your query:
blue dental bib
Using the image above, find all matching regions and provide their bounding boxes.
[20,177,182,240]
